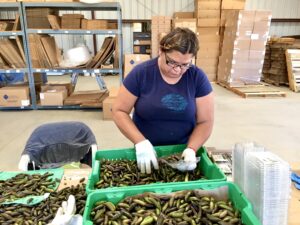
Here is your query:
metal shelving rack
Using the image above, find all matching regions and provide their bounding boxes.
[0,3,35,110]
[21,2,123,109]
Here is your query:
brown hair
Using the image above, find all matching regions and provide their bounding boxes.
[160,27,199,56]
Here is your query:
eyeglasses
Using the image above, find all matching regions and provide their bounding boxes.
[165,53,192,70]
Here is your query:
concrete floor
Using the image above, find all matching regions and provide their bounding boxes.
[1,75,299,171]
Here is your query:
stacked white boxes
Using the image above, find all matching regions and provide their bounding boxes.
[245,152,291,225]
[217,10,271,86]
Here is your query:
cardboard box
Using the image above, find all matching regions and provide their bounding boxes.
[231,60,263,70]
[197,27,219,35]
[206,73,217,81]
[253,21,271,34]
[196,1,221,10]
[200,65,217,74]
[198,34,220,42]
[47,15,61,29]
[61,14,83,29]
[221,9,237,26]
[197,48,220,58]
[196,9,220,18]
[46,82,74,95]
[249,50,265,60]
[109,86,120,98]
[222,0,245,9]
[40,86,67,106]
[234,39,251,50]
[173,12,194,19]
[102,97,115,120]
[250,40,267,51]
[196,57,219,67]
[124,54,150,77]
[0,86,30,107]
[173,18,197,33]
[197,18,220,27]
[85,19,108,30]
[199,41,220,51]
[107,22,118,29]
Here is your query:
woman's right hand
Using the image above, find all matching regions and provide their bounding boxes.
[135,139,159,174]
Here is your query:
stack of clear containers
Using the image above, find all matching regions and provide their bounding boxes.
[245,152,291,225]
[232,142,264,192]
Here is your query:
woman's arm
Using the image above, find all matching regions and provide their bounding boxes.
[187,92,214,151]
[112,85,146,144]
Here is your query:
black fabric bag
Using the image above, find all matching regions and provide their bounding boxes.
[23,121,97,169]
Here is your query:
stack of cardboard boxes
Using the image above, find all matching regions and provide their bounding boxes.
[61,14,83,29]
[262,38,296,86]
[39,82,74,106]
[172,12,197,33]
[220,0,246,53]
[151,16,171,58]
[194,0,221,81]
[26,8,57,29]
[217,10,271,86]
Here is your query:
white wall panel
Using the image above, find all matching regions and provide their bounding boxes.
[118,0,194,19]
[246,0,300,36]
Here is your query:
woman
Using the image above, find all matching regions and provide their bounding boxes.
[112,27,214,174]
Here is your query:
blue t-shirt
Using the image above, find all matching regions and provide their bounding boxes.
[123,58,212,146]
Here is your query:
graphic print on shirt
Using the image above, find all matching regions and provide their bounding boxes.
[161,93,187,112]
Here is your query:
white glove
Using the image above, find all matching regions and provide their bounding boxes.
[135,139,159,174]
[181,148,197,171]
[48,195,82,225]
[18,154,30,171]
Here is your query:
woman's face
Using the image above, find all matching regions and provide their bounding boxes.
[159,50,193,79]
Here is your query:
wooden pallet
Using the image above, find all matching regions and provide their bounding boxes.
[286,49,300,92]
[218,82,286,98]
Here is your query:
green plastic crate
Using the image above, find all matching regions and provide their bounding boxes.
[86,144,226,194]
[83,181,261,225]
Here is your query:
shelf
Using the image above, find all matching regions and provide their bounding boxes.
[0,31,23,36]
[36,105,101,110]
[0,69,29,73]
[0,1,123,110]
[0,106,33,110]
[27,29,120,35]
[31,68,119,73]
[0,3,20,9]
[22,2,121,11]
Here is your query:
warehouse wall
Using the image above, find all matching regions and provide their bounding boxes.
[117,0,300,53]
[245,0,300,37]
[1,0,299,55]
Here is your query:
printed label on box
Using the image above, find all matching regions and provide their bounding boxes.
[21,100,30,106]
